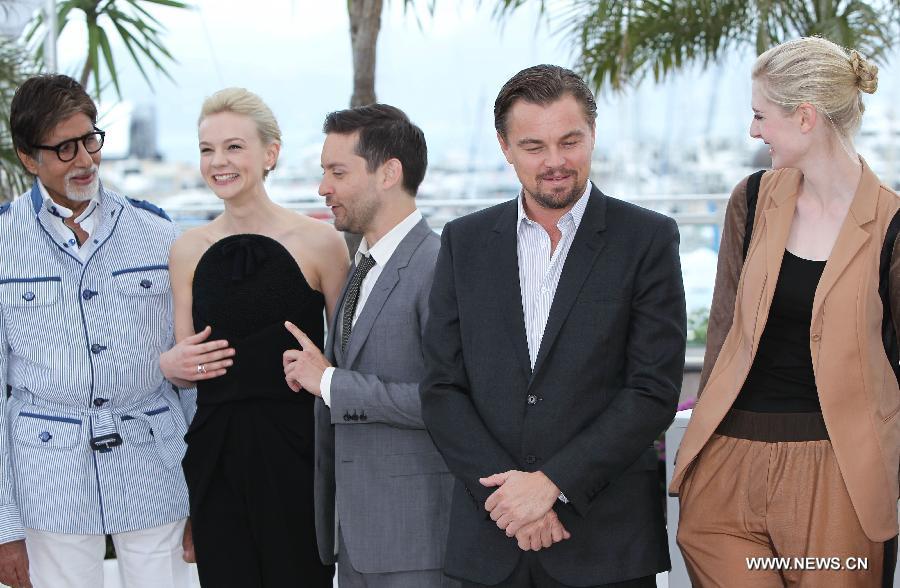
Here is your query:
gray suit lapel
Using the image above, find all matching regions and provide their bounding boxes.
[342,217,431,368]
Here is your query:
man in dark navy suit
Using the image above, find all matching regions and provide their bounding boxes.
[421,64,687,587]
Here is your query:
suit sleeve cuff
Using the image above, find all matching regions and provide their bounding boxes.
[320,367,335,407]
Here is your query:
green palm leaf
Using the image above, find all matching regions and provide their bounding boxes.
[496,0,898,92]
[0,39,35,200]
[24,0,190,99]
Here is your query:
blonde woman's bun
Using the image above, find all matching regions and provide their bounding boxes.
[850,50,878,94]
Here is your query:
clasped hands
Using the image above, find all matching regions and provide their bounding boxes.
[480,470,571,551]
[281,322,569,552]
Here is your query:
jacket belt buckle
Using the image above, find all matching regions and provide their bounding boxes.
[90,433,123,452]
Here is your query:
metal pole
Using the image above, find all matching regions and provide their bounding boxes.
[44,0,57,72]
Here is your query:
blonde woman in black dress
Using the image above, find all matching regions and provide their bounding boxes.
[160,88,348,587]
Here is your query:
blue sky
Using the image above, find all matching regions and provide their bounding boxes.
[46,0,899,168]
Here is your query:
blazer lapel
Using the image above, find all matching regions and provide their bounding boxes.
[530,187,607,382]
[342,217,430,368]
[489,201,532,378]
[811,159,879,317]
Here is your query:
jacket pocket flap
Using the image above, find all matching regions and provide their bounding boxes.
[14,411,82,449]
[112,266,170,296]
[386,451,450,476]
[0,278,61,308]
[120,405,176,444]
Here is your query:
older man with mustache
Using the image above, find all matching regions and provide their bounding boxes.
[0,74,194,588]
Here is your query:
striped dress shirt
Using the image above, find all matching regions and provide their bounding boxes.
[517,182,591,368]
[0,181,194,543]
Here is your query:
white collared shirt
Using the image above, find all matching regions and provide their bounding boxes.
[320,209,424,406]
[517,181,591,368]
[37,179,101,262]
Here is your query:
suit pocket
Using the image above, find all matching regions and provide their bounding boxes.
[13,412,83,449]
[0,277,61,308]
[12,411,90,525]
[386,451,449,476]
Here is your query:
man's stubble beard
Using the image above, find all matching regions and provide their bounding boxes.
[528,170,583,210]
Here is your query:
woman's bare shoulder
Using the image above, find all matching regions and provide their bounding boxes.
[281,211,347,258]
[170,225,217,269]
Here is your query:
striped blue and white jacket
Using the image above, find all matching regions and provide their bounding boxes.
[0,181,195,543]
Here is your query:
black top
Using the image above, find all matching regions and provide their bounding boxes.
[191,233,325,406]
[734,249,826,412]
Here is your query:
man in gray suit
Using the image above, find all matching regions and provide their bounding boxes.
[283,104,457,587]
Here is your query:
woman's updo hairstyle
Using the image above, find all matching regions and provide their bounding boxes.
[752,36,878,138]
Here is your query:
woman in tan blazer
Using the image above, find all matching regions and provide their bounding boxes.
[670,37,899,587]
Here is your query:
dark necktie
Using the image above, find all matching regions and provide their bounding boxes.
[341,254,376,353]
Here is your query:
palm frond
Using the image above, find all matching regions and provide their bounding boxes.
[24,0,192,99]
[495,0,898,93]
[0,40,36,200]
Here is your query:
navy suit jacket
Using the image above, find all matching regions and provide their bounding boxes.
[421,185,687,585]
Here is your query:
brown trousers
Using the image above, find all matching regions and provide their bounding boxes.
[677,410,896,587]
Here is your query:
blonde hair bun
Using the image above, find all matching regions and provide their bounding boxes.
[849,50,878,94]
[753,37,876,138]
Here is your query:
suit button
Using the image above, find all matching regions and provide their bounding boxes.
[811,333,821,342]
[527,395,538,405]
[343,413,351,422]
[359,412,368,421]
[39,431,52,443]
[82,289,97,300]
[22,292,35,302]
[139,279,153,289]
[525,455,537,464]
[90,344,107,354]
[350,411,359,421]
[93,398,108,407]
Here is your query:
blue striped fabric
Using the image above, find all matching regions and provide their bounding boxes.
[516,182,591,368]
[0,181,195,543]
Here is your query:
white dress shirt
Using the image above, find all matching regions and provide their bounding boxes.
[516,181,591,504]
[320,209,424,406]
[37,179,101,262]
[517,181,591,368]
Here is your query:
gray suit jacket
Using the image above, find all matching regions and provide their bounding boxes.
[314,217,453,574]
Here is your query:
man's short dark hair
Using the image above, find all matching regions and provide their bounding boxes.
[10,74,98,163]
[494,64,597,139]
[323,104,427,196]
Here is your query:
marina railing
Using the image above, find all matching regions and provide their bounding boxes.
[165,192,732,374]
[165,193,733,230]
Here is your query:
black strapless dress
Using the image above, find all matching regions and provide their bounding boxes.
[182,234,334,587]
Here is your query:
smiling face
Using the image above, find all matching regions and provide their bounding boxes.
[750,79,809,169]
[198,111,278,201]
[498,94,595,213]
[19,113,101,207]
[318,131,381,234]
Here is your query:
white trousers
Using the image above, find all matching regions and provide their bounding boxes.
[23,519,191,588]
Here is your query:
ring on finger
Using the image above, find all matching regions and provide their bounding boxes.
[197,363,207,375]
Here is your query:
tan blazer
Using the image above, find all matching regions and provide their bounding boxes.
[670,159,900,542]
